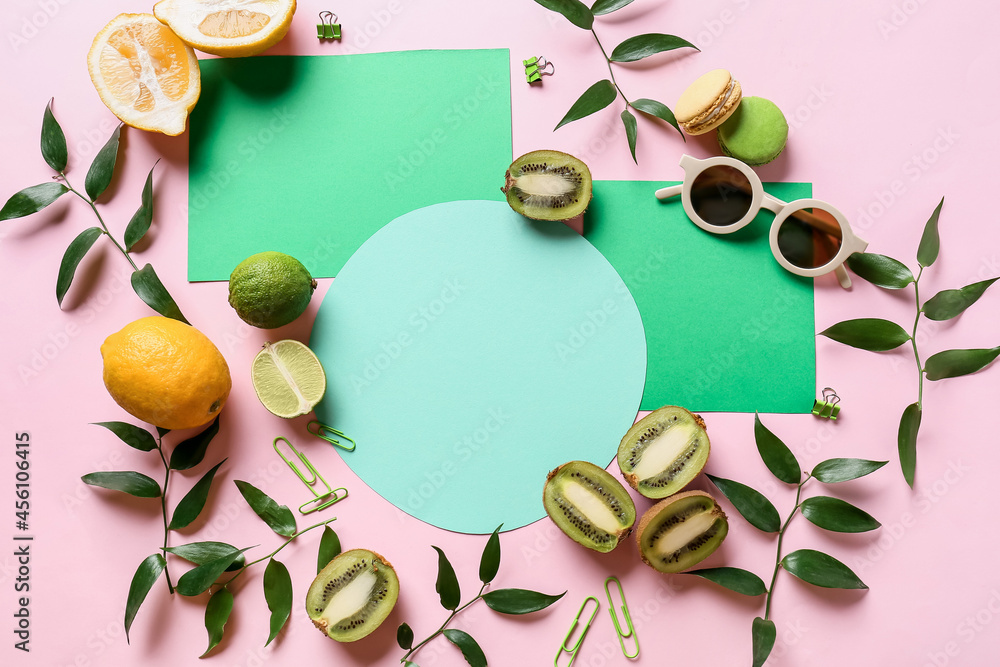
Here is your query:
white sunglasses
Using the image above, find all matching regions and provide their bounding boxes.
[655,155,868,288]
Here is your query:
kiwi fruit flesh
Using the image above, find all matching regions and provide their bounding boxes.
[636,490,728,573]
[617,406,710,499]
[543,460,636,553]
[306,548,399,642]
[501,149,593,221]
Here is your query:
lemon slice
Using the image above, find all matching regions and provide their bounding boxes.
[251,340,326,419]
[87,13,201,136]
[153,0,296,58]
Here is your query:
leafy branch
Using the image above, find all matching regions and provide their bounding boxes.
[1,99,187,322]
[818,198,999,486]
[688,414,885,667]
[397,525,565,666]
[84,419,333,656]
[533,0,697,162]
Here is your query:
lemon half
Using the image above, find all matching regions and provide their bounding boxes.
[153,0,297,58]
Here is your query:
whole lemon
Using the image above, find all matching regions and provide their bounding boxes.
[228,251,317,329]
[101,317,232,430]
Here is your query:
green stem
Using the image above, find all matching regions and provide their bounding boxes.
[911,266,925,406]
[764,475,810,620]
[217,518,337,590]
[60,174,140,271]
[591,28,631,108]
[155,436,174,594]
[401,582,488,663]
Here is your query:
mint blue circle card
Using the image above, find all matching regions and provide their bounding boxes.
[311,200,646,533]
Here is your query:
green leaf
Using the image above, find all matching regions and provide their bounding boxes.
[443,629,487,667]
[165,541,246,572]
[124,162,158,251]
[263,558,292,646]
[201,587,234,657]
[621,109,638,163]
[169,416,220,471]
[56,227,103,307]
[124,554,166,642]
[41,99,68,172]
[591,0,634,14]
[318,525,342,574]
[800,496,881,533]
[847,253,914,289]
[754,413,801,484]
[923,278,998,321]
[898,402,921,488]
[85,124,121,201]
[925,346,1000,380]
[591,0,635,14]
[811,458,888,483]
[705,473,780,533]
[819,317,911,351]
[479,524,502,584]
[751,617,776,667]
[432,546,461,610]
[92,421,157,452]
[234,480,297,537]
[483,588,565,614]
[554,79,618,131]
[156,426,171,438]
[917,197,944,268]
[781,549,868,589]
[631,98,682,136]
[82,471,160,498]
[610,33,698,63]
[397,623,414,650]
[687,567,767,596]
[0,182,69,220]
[131,263,189,324]
[168,459,227,530]
[176,547,252,597]
[533,0,594,29]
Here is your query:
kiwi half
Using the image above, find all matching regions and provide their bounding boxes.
[617,406,710,499]
[306,549,399,642]
[501,150,593,221]
[543,460,636,553]
[636,490,728,574]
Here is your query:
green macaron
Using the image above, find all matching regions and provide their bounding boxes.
[717,96,788,165]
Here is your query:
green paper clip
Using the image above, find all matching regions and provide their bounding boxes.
[273,437,348,514]
[604,576,639,659]
[317,11,341,40]
[811,387,842,420]
[307,420,356,452]
[554,596,599,667]
[524,56,554,83]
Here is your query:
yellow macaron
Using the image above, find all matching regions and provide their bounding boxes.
[675,69,742,135]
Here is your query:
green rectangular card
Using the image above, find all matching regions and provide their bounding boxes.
[187,50,512,281]
[587,181,816,413]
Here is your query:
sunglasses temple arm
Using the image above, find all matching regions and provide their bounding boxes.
[654,184,683,200]
[834,264,852,289]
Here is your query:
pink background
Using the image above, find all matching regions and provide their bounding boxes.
[3,1,999,666]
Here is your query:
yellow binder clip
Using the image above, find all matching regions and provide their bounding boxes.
[554,596,599,666]
[273,437,348,514]
[604,576,639,659]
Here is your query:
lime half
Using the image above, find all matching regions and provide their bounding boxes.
[251,340,327,418]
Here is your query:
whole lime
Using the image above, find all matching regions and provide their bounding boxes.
[228,251,317,329]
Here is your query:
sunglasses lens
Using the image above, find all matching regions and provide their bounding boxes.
[776,206,844,269]
[689,165,754,227]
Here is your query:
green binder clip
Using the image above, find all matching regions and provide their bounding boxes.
[273,437,348,514]
[524,56,554,83]
[812,387,841,420]
[307,420,356,452]
[317,11,341,40]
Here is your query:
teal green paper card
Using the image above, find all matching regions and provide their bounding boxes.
[586,181,816,414]
[187,51,512,281]
[311,201,647,534]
